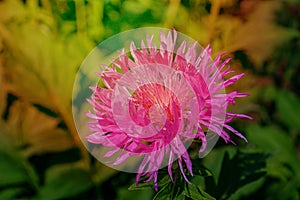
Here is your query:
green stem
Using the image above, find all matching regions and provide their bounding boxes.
[207,0,221,43]
[164,0,181,28]
[75,0,87,37]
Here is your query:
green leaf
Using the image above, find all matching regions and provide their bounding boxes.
[276,90,300,132]
[212,150,268,200]
[149,170,186,200]
[129,172,171,191]
[0,134,38,188]
[184,183,216,200]
[246,125,300,199]
[0,188,25,200]
[227,178,265,200]
[153,182,172,200]
[191,159,214,177]
[128,180,155,191]
[0,135,39,197]
[0,150,29,186]
[246,124,300,178]
[151,167,216,200]
[118,187,153,200]
[265,178,300,200]
[202,146,236,183]
[36,165,94,200]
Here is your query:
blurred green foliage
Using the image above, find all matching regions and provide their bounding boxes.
[0,0,299,199]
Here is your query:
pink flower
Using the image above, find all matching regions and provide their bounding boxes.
[86,29,251,191]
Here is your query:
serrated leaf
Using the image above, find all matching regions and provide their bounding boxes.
[153,182,172,200]
[36,165,93,200]
[184,183,216,200]
[129,172,172,191]
[128,180,155,191]
[246,124,300,178]
[191,159,214,177]
[246,124,300,199]
[151,171,187,200]
[151,169,215,200]
[213,151,268,200]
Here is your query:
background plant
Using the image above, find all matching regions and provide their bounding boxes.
[0,0,299,199]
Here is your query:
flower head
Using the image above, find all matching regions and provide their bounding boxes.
[85,29,250,191]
